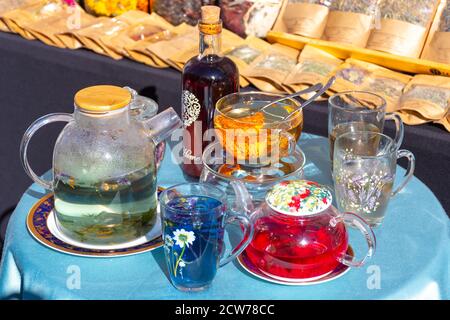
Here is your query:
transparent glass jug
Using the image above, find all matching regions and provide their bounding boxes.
[20,85,182,245]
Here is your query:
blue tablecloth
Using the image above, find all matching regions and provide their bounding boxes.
[1,134,449,300]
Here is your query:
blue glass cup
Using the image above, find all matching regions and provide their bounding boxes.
[159,182,254,292]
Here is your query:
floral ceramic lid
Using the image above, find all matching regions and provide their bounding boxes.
[265,180,332,216]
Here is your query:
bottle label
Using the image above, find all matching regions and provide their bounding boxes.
[182,90,201,127]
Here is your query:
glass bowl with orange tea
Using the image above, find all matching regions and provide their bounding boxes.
[214,92,303,165]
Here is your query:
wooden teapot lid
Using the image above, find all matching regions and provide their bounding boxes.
[75,85,131,113]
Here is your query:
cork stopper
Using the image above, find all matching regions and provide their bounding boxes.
[201,5,220,24]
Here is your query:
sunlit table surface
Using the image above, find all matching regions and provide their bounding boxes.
[1,133,449,300]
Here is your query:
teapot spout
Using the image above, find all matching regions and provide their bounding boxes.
[144,107,182,145]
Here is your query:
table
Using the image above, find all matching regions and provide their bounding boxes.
[1,134,449,300]
[0,31,449,225]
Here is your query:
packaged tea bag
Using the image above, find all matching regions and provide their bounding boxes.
[243,43,299,93]
[219,0,283,38]
[72,17,129,59]
[283,45,342,96]
[322,0,380,47]
[1,0,65,39]
[399,75,450,120]
[224,36,273,87]
[127,23,197,69]
[169,29,245,71]
[331,58,412,112]
[125,30,177,68]
[272,0,331,39]
[101,13,173,58]
[422,0,450,64]
[0,0,39,32]
[24,5,96,48]
[367,0,439,58]
[72,11,149,59]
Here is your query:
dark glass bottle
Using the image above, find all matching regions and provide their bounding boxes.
[181,7,239,178]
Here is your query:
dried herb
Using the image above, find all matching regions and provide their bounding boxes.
[299,59,335,76]
[255,53,297,74]
[226,45,262,64]
[336,66,370,85]
[329,0,379,15]
[403,85,450,110]
[439,0,450,32]
[379,0,437,26]
[370,77,406,98]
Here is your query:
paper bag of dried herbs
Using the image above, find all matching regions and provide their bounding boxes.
[23,4,96,49]
[125,23,193,68]
[0,0,39,32]
[72,10,151,59]
[331,58,412,112]
[322,0,380,47]
[219,0,283,38]
[283,45,342,97]
[135,24,199,70]
[367,0,440,58]
[399,74,450,121]
[224,36,273,87]
[169,28,245,71]
[242,43,299,93]
[1,0,67,39]
[422,0,450,64]
[101,12,173,58]
[272,0,331,39]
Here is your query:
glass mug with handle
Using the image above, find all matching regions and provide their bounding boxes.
[328,91,404,163]
[159,182,254,292]
[333,131,415,227]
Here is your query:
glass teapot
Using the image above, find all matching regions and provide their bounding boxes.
[20,85,182,246]
[238,179,376,281]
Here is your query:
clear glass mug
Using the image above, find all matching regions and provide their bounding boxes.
[20,85,182,245]
[200,141,306,204]
[214,92,303,166]
[328,91,404,163]
[159,182,254,291]
[333,131,415,227]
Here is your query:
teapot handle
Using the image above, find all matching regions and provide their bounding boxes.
[217,180,255,267]
[337,212,376,268]
[20,113,73,190]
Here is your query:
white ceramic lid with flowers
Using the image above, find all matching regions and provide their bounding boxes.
[265,180,332,216]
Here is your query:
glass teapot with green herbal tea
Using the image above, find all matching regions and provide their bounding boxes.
[20,85,182,246]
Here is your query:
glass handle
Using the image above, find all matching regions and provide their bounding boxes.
[280,131,297,157]
[385,113,404,150]
[337,213,376,268]
[219,211,254,268]
[154,141,166,172]
[392,149,415,197]
[20,113,73,190]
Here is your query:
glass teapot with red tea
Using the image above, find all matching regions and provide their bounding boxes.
[244,180,376,280]
[20,85,182,246]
